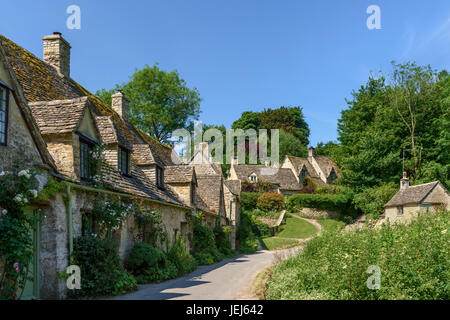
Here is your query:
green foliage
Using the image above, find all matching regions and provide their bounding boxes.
[167,236,197,276]
[84,198,135,237]
[250,218,272,238]
[266,210,450,300]
[236,211,259,254]
[96,63,201,143]
[286,190,357,218]
[125,242,177,283]
[0,168,40,299]
[336,63,449,188]
[241,181,275,193]
[316,219,346,233]
[241,192,261,211]
[191,217,224,265]
[70,236,137,297]
[34,177,66,202]
[256,192,285,212]
[279,129,308,162]
[352,182,399,219]
[231,111,260,131]
[214,224,233,257]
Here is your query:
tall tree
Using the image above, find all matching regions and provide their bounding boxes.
[96,63,201,143]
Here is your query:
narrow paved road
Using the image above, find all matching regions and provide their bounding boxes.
[113,250,274,300]
[113,214,320,300]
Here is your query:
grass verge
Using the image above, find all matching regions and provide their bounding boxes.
[277,217,317,239]
[260,237,299,251]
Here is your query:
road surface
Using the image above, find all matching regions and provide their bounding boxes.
[112,249,276,300]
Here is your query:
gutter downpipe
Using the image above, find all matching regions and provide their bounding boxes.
[66,184,73,259]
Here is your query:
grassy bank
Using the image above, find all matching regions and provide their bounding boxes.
[277,216,317,239]
[266,210,449,300]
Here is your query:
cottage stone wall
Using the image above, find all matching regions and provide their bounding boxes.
[44,134,76,179]
[0,65,43,170]
[168,183,192,206]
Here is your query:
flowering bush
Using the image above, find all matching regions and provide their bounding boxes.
[256,192,285,212]
[84,197,136,237]
[0,168,41,299]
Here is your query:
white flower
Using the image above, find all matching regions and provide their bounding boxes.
[29,189,38,198]
[18,170,27,177]
[0,171,5,176]
[13,194,23,203]
[442,229,447,235]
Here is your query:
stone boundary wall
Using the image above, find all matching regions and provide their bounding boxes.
[298,207,340,219]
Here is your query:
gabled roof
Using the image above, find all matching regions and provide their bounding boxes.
[164,165,195,184]
[0,37,56,170]
[95,115,132,150]
[232,164,301,191]
[0,33,188,208]
[385,181,444,207]
[28,97,88,135]
[196,175,223,214]
[224,180,241,196]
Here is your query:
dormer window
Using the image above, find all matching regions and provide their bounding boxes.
[80,138,94,180]
[118,147,129,175]
[299,165,308,185]
[0,85,8,146]
[250,173,258,183]
[156,166,164,188]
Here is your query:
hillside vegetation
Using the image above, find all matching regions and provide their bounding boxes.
[266,210,449,300]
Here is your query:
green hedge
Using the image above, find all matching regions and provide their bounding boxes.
[286,192,358,218]
[241,192,261,211]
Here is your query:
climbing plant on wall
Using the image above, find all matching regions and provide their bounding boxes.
[0,168,41,299]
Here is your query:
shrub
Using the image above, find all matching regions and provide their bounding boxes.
[352,182,399,219]
[214,225,233,257]
[251,218,272,237]
[256,192,285,212]
[266,210,450,300]
[191,220,223,265]
[236,211,259,254]
[241,192,261,211]
[298,176,317,194]
[125,242,177,283]
[241,181,275,193]
[70,236,137,297]
[286,190,358,218]
[167,236,197,276]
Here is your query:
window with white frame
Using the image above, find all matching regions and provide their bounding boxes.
[250,173,258,183]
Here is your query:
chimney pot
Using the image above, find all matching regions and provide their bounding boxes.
[43,32,71,77]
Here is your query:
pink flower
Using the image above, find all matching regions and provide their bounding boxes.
[13,262,20,272]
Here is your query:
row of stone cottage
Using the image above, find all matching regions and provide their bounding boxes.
[0,32,241,299]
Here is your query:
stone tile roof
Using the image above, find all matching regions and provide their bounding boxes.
[224,180,241,196]
[94,115,132,150]
[132,144,162,166]
[196,175,223,214]
[233,164,301,191]
[0,40,56,170]
[385,181,441,207]
[104,162,185,206]
[314,155,341,177]
[28,97,88,135]
[286,155,339,186]
[164,165,195,184]
[0,34,187,208]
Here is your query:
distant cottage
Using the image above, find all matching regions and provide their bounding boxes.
[384,172,450,223]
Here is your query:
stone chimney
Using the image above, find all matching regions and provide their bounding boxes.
[308,147,316,158]
[111,91,130,122]
[400,171,409,190]
[43,32,71,77]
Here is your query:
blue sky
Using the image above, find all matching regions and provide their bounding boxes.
[1,0,449,146]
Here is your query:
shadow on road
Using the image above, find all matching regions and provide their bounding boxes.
[112,251,266,300]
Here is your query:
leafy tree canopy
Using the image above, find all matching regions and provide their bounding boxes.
[96,63,201,143]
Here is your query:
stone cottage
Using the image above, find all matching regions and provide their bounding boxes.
[0,32,230,299]
[0,36,59,300]
[189,142,240,248]
[228,163,301,196]
[384,172,450,224]
[281,147,341,187]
